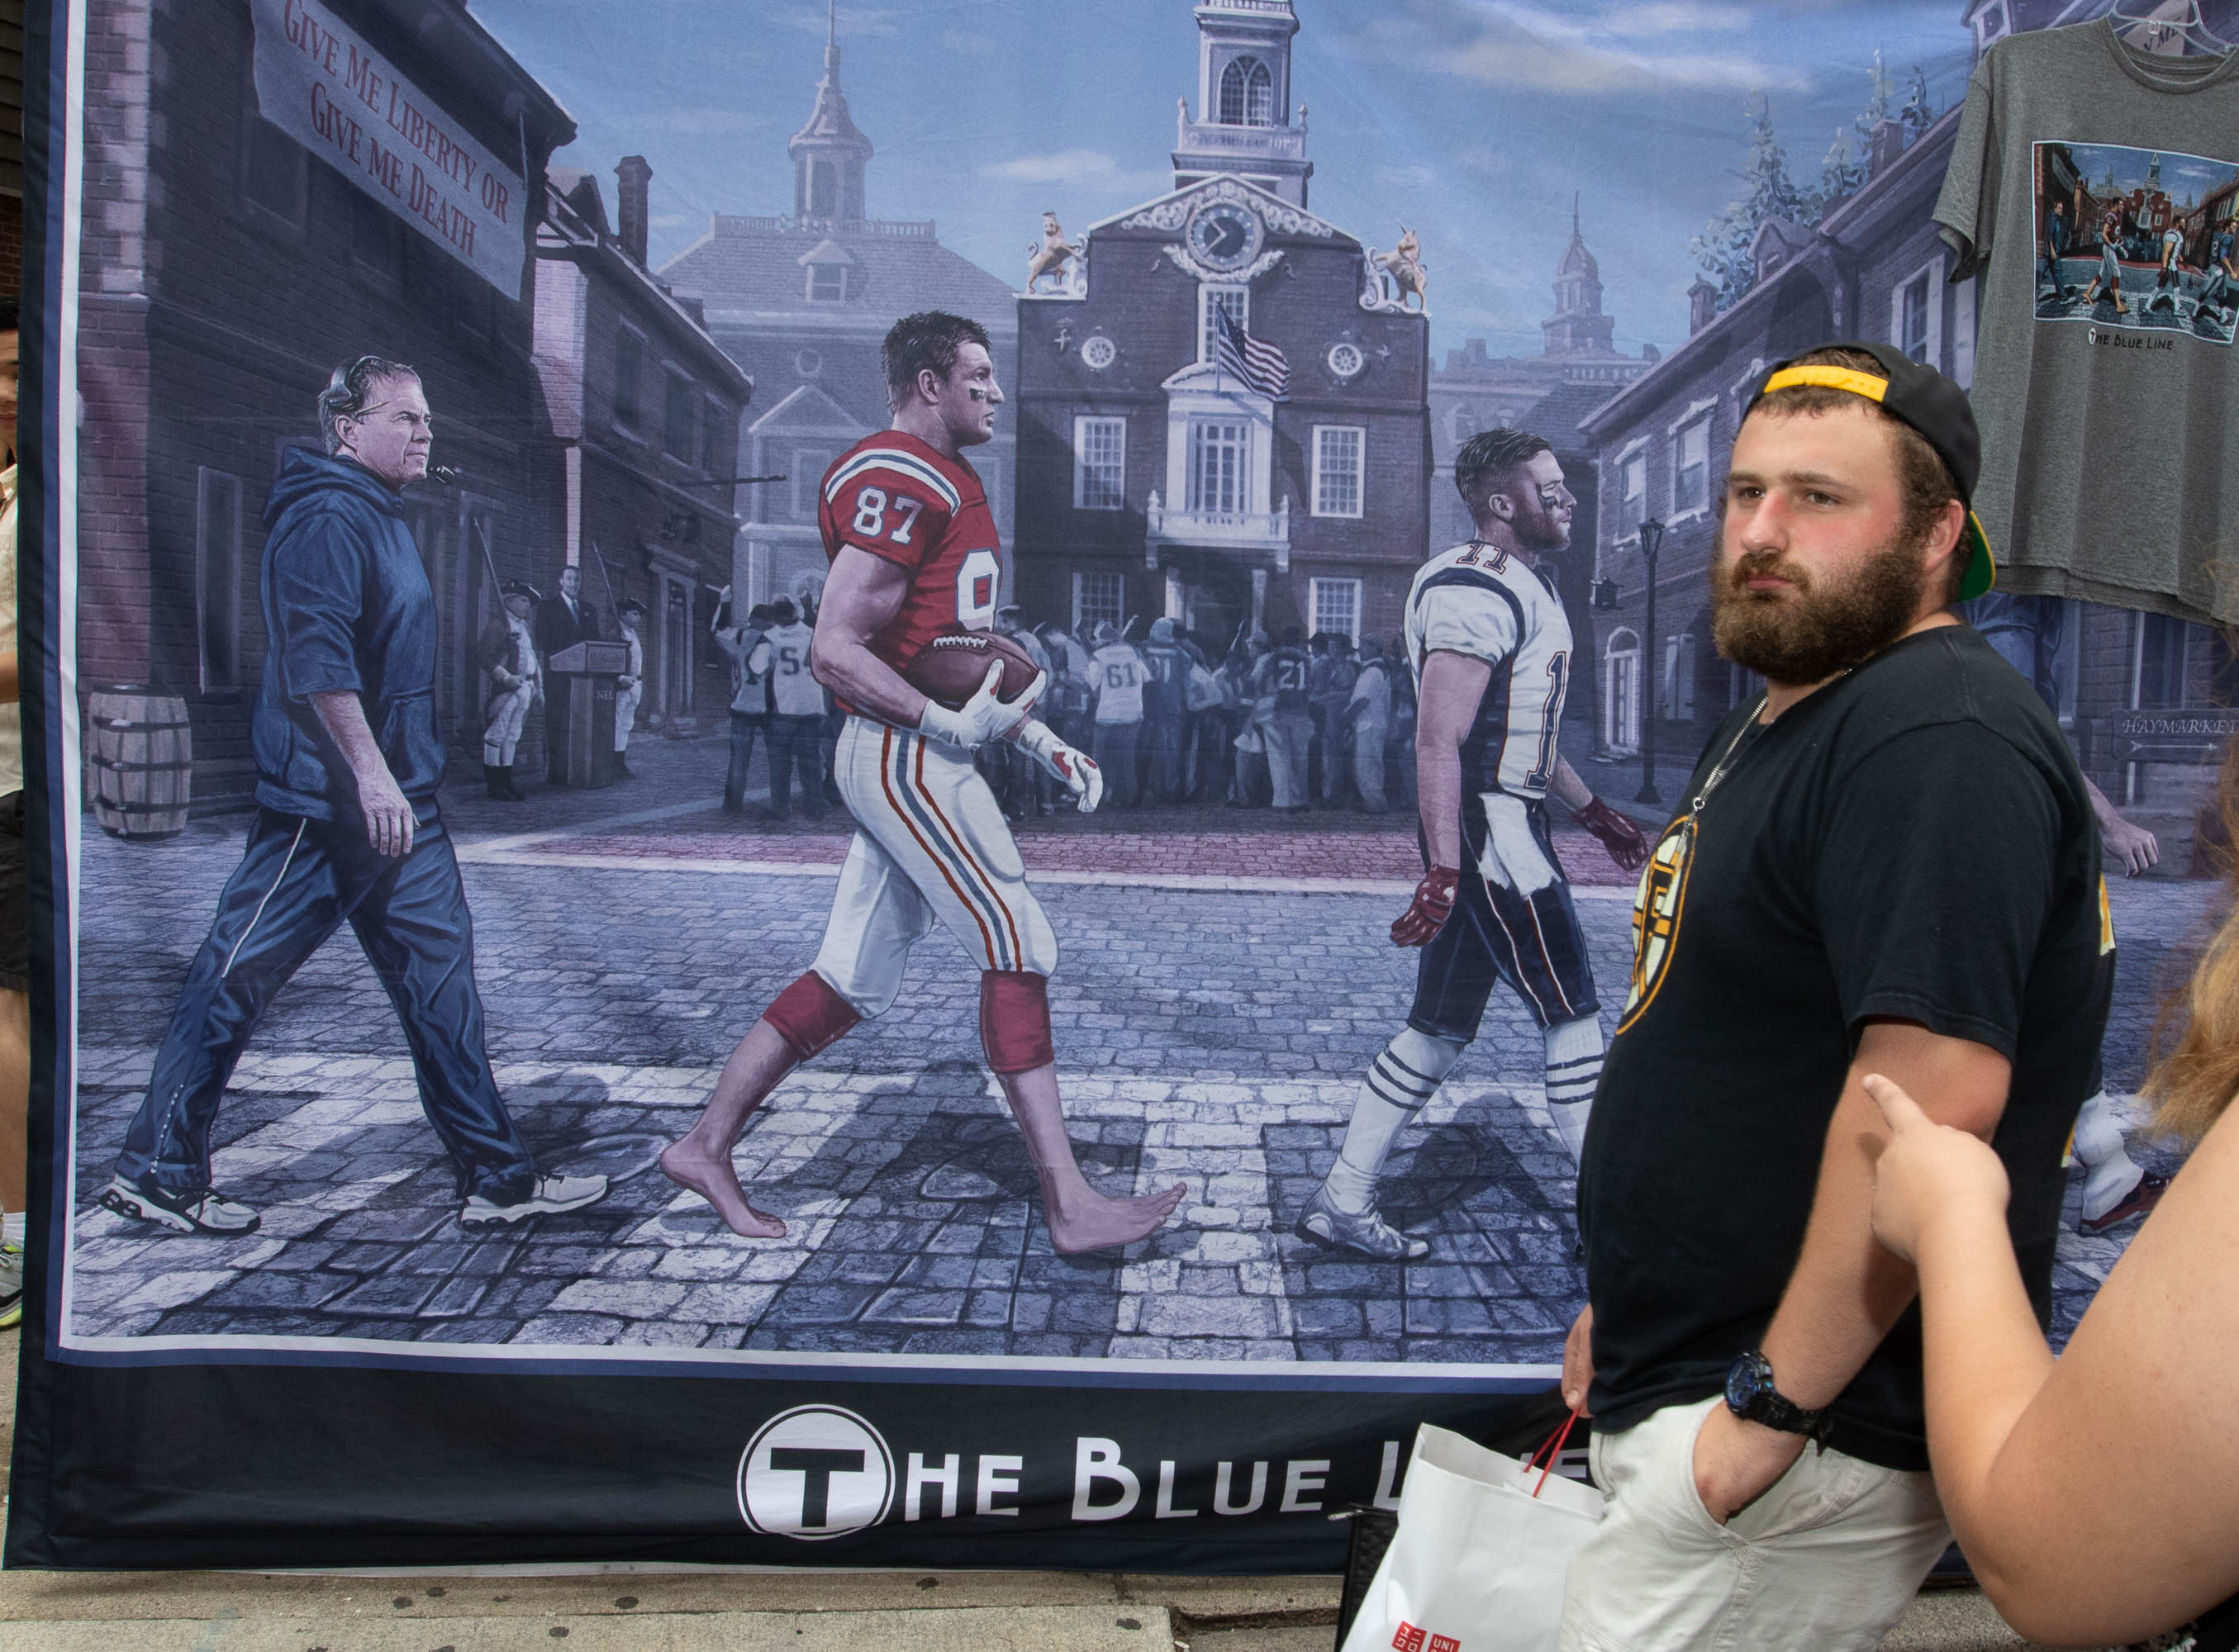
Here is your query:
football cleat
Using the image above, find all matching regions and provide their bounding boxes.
[1294,1187,1430,1261]
[99,1175,261,1235]
[459,1173,611,1228]
[0,1240,20,1329]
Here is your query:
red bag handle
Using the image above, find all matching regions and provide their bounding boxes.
[1526,1407,1584,1498]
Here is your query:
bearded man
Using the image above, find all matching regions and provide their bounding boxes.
[1555,343,2113,1651]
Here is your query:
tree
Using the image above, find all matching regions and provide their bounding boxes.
[1690,93,1813,311]
[1818,126,1868,213]
[1899,64,1937,139]
[1856,50,1894,145]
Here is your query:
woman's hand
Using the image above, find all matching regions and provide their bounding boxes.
[1865,1074,2010,1263]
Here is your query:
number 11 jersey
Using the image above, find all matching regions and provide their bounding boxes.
[819,430,1002,682]
[1402,539,1572,800]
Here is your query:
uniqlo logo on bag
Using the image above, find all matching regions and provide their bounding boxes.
[1429,1637,1462,1652]
[1391,1626,1426,1652]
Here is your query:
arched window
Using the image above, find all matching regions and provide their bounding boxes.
[1448,405,1477,447]
[1219,57,1274,126]
[1247,59,1274,126]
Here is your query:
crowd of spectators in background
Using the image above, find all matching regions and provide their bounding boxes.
[707,589,1419,827]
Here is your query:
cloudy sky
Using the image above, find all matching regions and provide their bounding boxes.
[469,0,1981,361]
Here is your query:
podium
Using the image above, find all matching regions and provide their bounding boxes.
[545,639,633,788]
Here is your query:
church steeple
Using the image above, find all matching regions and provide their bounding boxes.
[789,0,872,224]
[1171,1,1313,206]
[1543,197,1616,357]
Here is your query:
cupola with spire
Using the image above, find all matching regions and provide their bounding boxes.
[789,0,872,224]
[1543,195,1616,357]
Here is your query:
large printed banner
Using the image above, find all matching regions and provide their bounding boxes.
[252,0,527,295]
[7,0,2216,1571]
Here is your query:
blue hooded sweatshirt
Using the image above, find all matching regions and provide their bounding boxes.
[252,448,445,822]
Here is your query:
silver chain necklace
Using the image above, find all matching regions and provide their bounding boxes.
[1689,696,1769,819]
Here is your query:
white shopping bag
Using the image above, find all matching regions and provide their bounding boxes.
[1338,1417,1604,1652]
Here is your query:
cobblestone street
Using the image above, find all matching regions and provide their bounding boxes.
[63,734,2219,1367]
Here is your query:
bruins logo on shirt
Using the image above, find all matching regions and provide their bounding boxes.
[1616,816,1694,1034]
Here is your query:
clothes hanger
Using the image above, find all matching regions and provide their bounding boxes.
[2108,0,2233,57]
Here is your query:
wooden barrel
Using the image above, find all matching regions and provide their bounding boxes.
[88,685,192,841]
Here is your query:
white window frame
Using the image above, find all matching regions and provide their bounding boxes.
[1186,415,1248,515]
[805,260,848,302]
[1311,425,1365,519]
[1310,577,1362,645]
[1666,398,1716,523]
[792,446,842,522]
[1613,440,1648,543]
[196,468,245,694]
[1200,284,1248,365]
[1604,627,1641,753]
[1073,415,1127,511]
[1073,570,1124,635]
[1891,256,1945,368]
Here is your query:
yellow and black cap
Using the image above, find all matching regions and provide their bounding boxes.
[1746,339,1995,601]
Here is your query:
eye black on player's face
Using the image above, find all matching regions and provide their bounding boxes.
[929,342,1003,449]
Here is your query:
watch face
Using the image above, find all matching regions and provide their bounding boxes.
[1725,1351,1771,1412]
[1187,202,1262,273]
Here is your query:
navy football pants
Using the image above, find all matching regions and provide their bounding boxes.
[1409,795,1600,1041]
[116,807,537,1202]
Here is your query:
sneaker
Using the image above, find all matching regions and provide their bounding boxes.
[459,1173,610,1228]
[100,1175,262,1235]
[1293,1186,1429,1261]
[2080,1170,2168,1237]
[0,1241,21,1329]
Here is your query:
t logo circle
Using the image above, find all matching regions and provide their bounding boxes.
[737,1405,896,1540]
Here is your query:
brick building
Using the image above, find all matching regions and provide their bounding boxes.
[658,12,1015,613]
[76,0,570,808]
[1010,0,1429,648]
[1577,102,1977,767]
[532,159,753,735]
[1578,0,2236,856]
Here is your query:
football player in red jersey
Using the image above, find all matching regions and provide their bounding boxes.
[662,313,1186,1255]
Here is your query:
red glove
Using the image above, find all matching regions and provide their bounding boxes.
[1392,866,1461,947]
[1576,796,1649,873]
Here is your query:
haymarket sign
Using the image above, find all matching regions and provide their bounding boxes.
[253,0,526,295]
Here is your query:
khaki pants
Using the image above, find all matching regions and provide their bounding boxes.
[1558,1396,1950,1652]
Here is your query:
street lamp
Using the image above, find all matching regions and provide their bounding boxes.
[1634,517,1666,807]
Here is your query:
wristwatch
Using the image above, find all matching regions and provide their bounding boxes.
[1723,1349,1829,1441]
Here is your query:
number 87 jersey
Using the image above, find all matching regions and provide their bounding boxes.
[819,430,1005,681]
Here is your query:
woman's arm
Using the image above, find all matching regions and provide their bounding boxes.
[1869,1076,2239,1644]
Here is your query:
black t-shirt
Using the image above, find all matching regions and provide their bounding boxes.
[1577,626,2113,1472]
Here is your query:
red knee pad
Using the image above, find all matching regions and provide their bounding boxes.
[762,971,862,1062]
[980,971,1055,1075]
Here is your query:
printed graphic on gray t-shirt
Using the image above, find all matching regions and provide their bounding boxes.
[1935,20,2239,624]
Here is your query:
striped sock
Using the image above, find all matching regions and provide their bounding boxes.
[1326,1029,1465,1215]
[1544,1015,1604,1165]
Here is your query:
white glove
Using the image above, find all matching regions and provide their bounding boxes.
[917,662,1046,751]
[1014,718,1104,814]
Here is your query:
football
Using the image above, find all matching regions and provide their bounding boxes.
[905,629,1043,710]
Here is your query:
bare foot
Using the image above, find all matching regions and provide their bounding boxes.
[1045,1181,1188,1255]
[658,1139,787,1239]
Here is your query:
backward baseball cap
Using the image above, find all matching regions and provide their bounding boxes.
[1746,340,1996,602]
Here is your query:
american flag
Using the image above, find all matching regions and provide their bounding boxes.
[1214,304,1291,400]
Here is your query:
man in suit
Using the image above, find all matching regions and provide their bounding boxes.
[535,564,601,660]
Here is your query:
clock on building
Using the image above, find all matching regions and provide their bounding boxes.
[1186,201,1263,273]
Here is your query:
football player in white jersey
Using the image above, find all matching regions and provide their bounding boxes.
[1299,430,1650,1260]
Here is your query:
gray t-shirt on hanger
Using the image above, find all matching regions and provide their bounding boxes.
[1934,19,2239,624]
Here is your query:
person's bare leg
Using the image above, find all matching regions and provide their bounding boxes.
[0,989,24,1219]
[997,1062,1185,1254]
[658,1019,794,1238]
